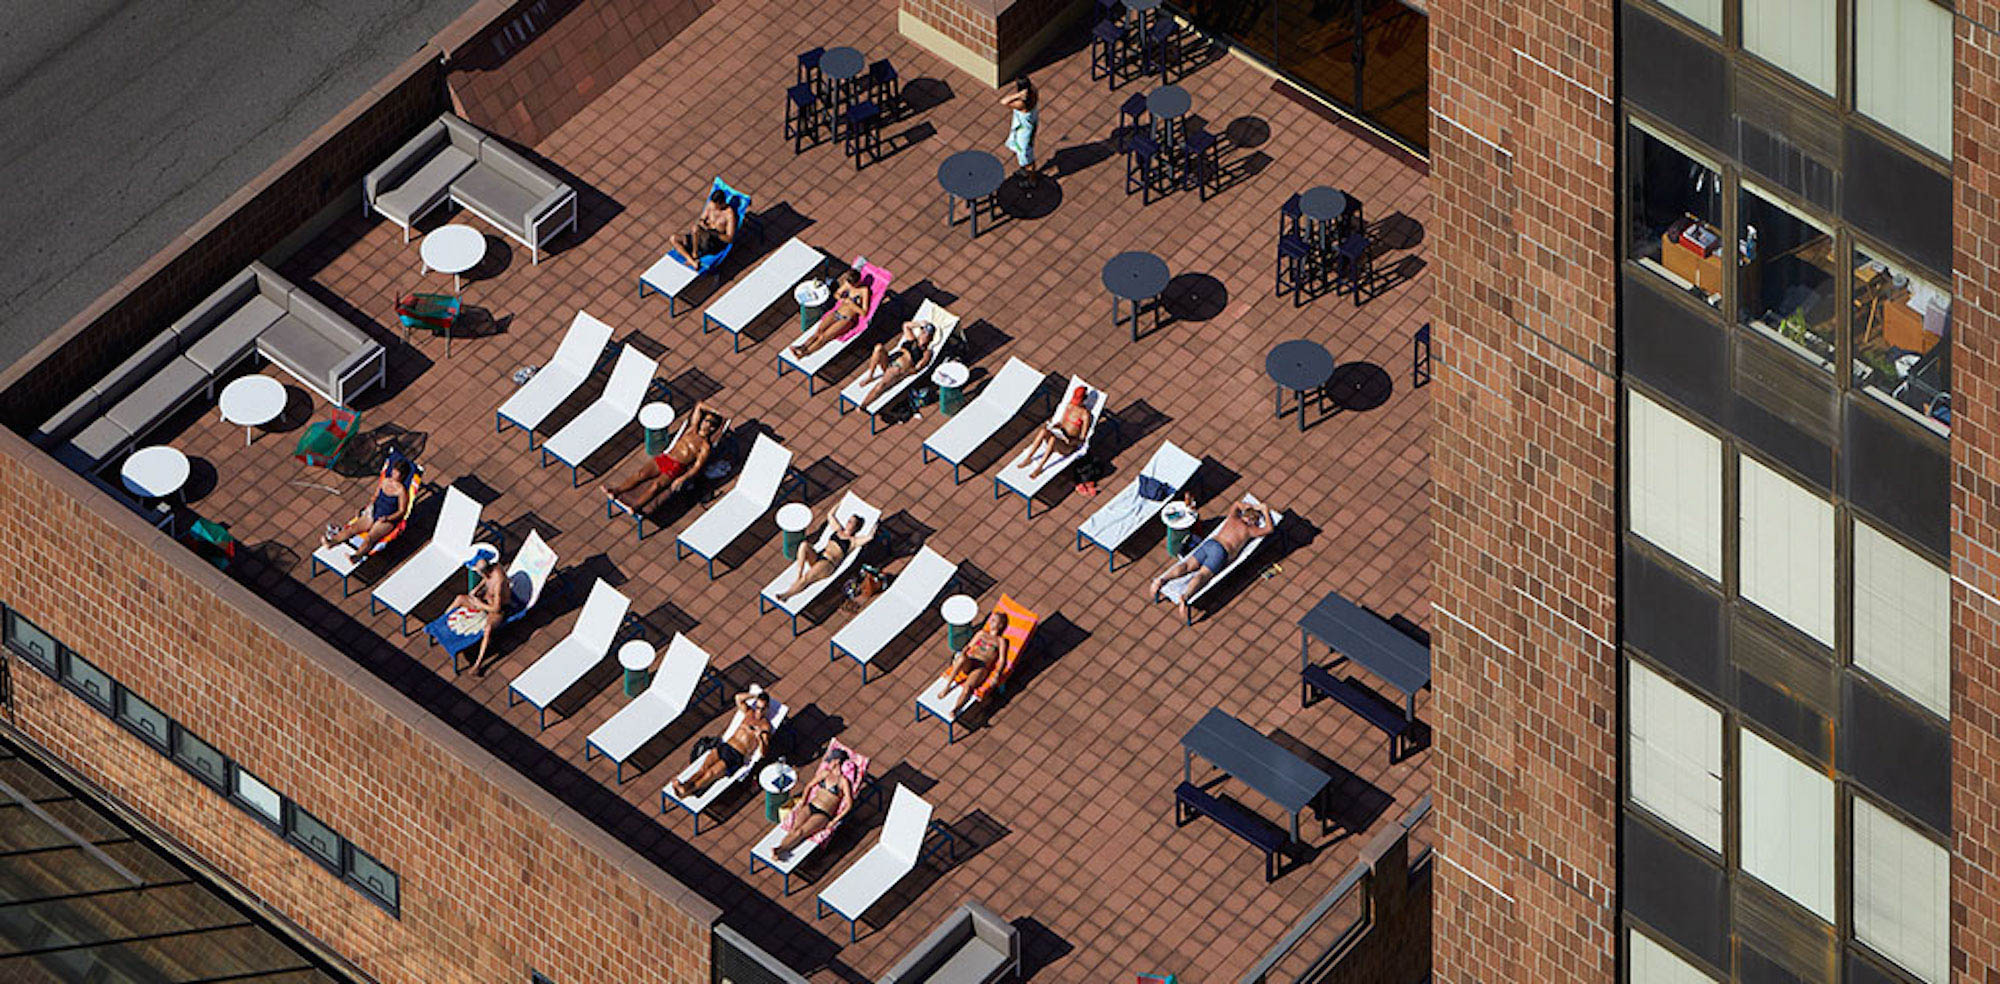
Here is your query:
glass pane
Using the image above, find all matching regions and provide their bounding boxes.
[1738,185,1836,370]
[1653,0,1721,33]
[1743,0,1836,94]
[286,805,342,870]
[345,844,399,912]
[1177,0,1276,63]
[1851,248,1950,433]
[1852,521,1950,716]
[1855,0,1952,159]
[1356,0,1428,150]
[1276,0,1358,112]
[1628,125,1724,305]
[1854,797,1949,983]
[3,609,60,676]
[61,651,115,713]
[232,767,283,828]
[1738,455,1836,647]
[114,690,171,752]
[170,727,228,792]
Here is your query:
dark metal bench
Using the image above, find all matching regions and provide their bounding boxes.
[1174,781,1287,881]
[1302,666,1417,761]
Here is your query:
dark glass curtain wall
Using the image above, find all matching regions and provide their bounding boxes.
[1172,0,1429,154]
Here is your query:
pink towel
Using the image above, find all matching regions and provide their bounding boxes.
[836,260,894,343]
[781,738,870,846]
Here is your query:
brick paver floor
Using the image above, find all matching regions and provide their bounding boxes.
[162,2,1431,979]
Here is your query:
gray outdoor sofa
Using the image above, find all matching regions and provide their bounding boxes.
[35,262,385,471]
[364,112,579,264]
[876,901,1019,984]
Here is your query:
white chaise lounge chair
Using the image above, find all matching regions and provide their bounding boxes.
[1074,440,1202,570]
[759,491,881,637]
[507,579,631,729]
[992,376,1107,517]
[828,546,957,682]
[920,357,1044,483]
[368,486,482,635]
[496,312,616,447]
[540,345,659,486]
[816,786,944,942]
[776,257,892,395]
[702,237,826,352]
[659,695,790,833]
[675,434,797,579]
[605,412,732,541]
[584,633,718,783]
[1157,494,1285,625]
[836,299,960,434]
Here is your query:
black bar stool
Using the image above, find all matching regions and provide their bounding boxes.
[1182,125,1219,199]
[844,101,883,170]
[1125,132,1162,203]
[1276,233,1317,303]
[1090,16,1128,87]
[868,59,901,118]
[797,47,825,88]
[785,83,823,153]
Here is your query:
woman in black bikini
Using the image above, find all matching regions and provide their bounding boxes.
[789,269,870,359]
[772,511,865,604]
[774,746,855,859]
[321,457,415,556]
[943,611,1010,717]
[671,687,774,799]
[856,318,937,408]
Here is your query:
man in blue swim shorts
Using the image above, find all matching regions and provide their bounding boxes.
[1149,498,1278,619]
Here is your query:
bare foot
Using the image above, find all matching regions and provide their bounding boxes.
[1149,576,1166,601]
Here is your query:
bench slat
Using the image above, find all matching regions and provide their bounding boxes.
[1175,782,1286,853]
[1303,666,1412,737]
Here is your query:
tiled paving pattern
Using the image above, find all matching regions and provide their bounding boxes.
[159,2,1430,979]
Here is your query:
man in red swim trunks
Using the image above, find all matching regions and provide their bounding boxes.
[602,401,724,514]
[1014,384,1094,480]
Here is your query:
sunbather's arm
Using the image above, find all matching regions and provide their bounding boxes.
[392,485,413,524]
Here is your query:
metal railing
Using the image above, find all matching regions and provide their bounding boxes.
[1240,795,1433,984]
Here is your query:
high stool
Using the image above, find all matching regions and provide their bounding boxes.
[1117,92,1148,150]
[868,59,901,118]
[1090,16,1129,87]
[1276,233,1317,304]
[1145,18,1179,80]
[785,83,823,153]
[797,47,825,88]
[1332,233,1372,302]
[1182,126,1219,199]
[844,101,883,170]
[1125,132,1162,203]
[1280,193,1304,239]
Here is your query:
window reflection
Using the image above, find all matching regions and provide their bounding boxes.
[1738,185,1836,369]
[1853,249,1950,433]
[1629,125,1724,305]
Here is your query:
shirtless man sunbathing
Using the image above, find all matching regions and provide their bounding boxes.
[773,746,857,860]
[855,318,937,408]
[789,269,869,359]
[1148,497,1278,619]
[601,401,724,514]
[673,188,738,270]
[670,686,774,799]
[1014,385,1093,479]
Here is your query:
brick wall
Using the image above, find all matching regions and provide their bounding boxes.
[905,0,1002,64]
[1427,0,1620,979]
[1952,1,2000,978]
[900,0,1087,85]
[442,0,719,147]
[0,431,718,983]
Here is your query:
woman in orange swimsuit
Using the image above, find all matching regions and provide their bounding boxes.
[943,611,1009,717]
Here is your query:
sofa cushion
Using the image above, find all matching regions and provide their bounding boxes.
[925,941,1008,984]
[185,293,286,374]
[64,416,133,468]
[366,121,446,202]
[477,140,557,195]
[104,356,206,435]
[37,385,105,447]
[449,165,538,239]
[375,145,474,226]
[441,113,487,154]
[284,288,368,348]
[169,269,261,346]
[100,331,184,404]
[260,314,354,394]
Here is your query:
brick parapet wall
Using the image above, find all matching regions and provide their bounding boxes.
[1429,0,1620,979]
[900,0,1086,85]
[0,431,718,983]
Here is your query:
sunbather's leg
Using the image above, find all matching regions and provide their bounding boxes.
[951,663,992,717]
[776,557,839,603]
[351,518,397,556]
[775,811,830,857]
[468,626,498,676]
[862,361,910,408]
[1016,427,1054,468]
[1148,554,1204,601]
[672,752,729,798]
[322,513,367,547]
[632,472,685,513]
[1171,569,1215,618]
[790,312,856,358]
[1026,434,1080,479]
[603,457,663,505]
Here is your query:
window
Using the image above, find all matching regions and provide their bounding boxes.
[3,608,60,677]
[1855,0,1953,159]
[1851,248,1950,433]
[1630,927,1719,982]
[1738,455,1835,647]
[1852,521,1949,717]
[115,689,172,752]
[286,804,343,872]
[345,844,400,914]
[231,767,284,831]
[1627,391,1724,581]
[1739,185,1837,369]
[1650,0,1721,33]
[1739,729,1835,922]
[1628,660,1724,852]
[60,650,115,713]
[1627,123,1724,305]
[1743,0,1837,94]
[1853,797,1949,983]
[170,726,229,792]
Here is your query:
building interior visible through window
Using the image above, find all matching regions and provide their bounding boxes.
[1629,126,1723,305]
[1852,248,1951,432]
[1738,186,1836,369]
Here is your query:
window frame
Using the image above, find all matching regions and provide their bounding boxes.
[169,723,231,794]
[344,842,401,918]
[114,687,173,753]
[2,607,61,678]
[284,802,345,875]
[230,765,285,834]
[59,648,116,714]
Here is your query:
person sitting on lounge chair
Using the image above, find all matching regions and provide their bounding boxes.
[319,456,415,555]
[673,188,738,270]
[788,269,869,360]
[943,610,1010,718]
[1148,497,1278,619]
[774,745,857,860]
[670,685,775,799]
[772,508,866,604]
[602,401,725,514]
[856,317,938,408]
[451,554,514,675]
[1015,384,1093,480]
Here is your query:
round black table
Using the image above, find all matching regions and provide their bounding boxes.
[1146,85,1192,185]
[1299,186,1349,249]
[938,150,1006,238]
[1266,339,1335,431]
[820,46,867,134]
[1103,251,1171,341]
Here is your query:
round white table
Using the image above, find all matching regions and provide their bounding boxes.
[640,402,677,455]
[121,446,190,501]
[931,360,970,415]
[218,375,286,446]
[759,762,799,821]
[619,640,656,697]
[941,593,980,651]
[421,224,486,293]
[776,502,813,559]
[1161,499,1198,557]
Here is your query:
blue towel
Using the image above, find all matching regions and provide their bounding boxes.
[424,605,488,657]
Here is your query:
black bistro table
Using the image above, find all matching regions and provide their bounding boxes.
[1298,590,1431,722]
[1103,250,1171,341]
[1146,84,1192,181]
[819,46,867,132]
[938,150,1006,238]
[1266,339,1335,431]
[1299,186,1349,249]
[1181,707,1332,842]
